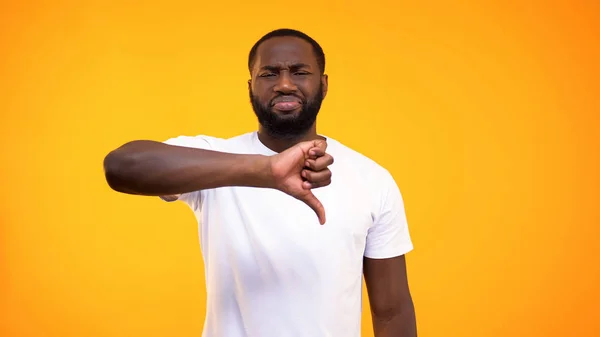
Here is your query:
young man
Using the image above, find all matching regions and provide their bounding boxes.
[103,28,417,337]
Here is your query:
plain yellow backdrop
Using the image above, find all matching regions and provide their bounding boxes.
[1,1,599,336]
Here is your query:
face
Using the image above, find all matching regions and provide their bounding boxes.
[249,36,328,140]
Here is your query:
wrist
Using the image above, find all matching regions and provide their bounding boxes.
[241,154,274,189]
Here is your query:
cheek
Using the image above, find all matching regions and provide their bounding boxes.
[250,86,265,100]
[251,92,272,107]
[300,78,322,96]
[301,88,318,101]
[251,82,273,98]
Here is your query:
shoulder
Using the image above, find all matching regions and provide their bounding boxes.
[326,137,404,219]
[327,137,394,182]
[163,134,220,148]
[163,132,255,152]
[326,137,401,208]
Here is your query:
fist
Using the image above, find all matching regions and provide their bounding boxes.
[269,138,334,224]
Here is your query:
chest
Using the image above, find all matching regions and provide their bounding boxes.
[200,178,374,261]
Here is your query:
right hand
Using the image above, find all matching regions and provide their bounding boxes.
[269,139,334,225]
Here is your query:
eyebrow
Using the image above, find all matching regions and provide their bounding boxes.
[260,63,311,72]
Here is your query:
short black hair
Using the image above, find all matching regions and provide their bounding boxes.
[248,28,326,75]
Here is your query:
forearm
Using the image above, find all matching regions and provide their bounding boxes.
[103,140,272,196]
[372,302,417,337]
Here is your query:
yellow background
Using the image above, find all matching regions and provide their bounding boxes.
[2,1,599,336]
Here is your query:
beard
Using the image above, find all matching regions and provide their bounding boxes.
[250,84,324,140]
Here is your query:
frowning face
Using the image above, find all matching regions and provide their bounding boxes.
[249,36,328,140]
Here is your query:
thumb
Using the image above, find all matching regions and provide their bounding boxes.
[299,191,326,225]
[313,138,327,152]
[298,138,328,155]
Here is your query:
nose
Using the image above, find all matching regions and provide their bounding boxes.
[274,72,297,93]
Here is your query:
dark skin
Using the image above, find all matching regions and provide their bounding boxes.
[364,255,417,336]
[104,136,333,224]
[104,37,334,223]
[104,35,415,335]
[248,36,328,153]
[250,36,416,337]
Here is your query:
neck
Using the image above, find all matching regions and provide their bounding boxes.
[257,124,323,153]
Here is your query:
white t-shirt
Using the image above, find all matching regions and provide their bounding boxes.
[163,131,413,337]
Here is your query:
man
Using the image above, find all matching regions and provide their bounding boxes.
[103,28,417,337]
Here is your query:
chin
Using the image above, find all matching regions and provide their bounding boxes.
[271,108,302,118]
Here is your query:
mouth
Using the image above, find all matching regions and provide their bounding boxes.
[271,96,302,112]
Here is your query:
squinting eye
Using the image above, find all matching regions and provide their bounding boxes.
[294,72,309,76]
[260,73,276,77]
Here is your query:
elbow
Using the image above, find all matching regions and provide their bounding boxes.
[371,304,417,337]
[372,307,402,325]
[371,297,415,324]
[103,144,139,193]
[103,151,126,192]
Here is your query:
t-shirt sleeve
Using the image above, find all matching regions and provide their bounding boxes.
[160,135,213,210]
[364,169,414,259]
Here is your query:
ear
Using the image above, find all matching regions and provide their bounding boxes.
[321,74,329,98]
[247,79,253,102]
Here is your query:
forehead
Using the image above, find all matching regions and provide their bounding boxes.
[254,36,317,69]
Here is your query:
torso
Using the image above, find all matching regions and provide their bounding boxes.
[178,132,390,337]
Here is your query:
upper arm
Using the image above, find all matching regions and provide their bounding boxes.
[363,169,414,317]
[364,169,413,259]
[159,135,214,207]
[363,255,413,318]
